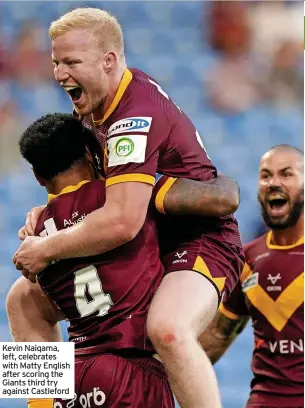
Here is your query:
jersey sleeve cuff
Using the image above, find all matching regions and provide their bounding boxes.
[155,176,177,214]
[106,173,155,187]
[219,304,240,320]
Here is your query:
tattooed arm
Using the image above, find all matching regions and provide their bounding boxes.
[163,174,240,217]
[199,311,249,364]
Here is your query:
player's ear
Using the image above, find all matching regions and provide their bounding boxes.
[85,146,94,164]
[33,169,46,187]
[104,51,117,73]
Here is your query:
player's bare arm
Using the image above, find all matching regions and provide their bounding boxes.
[6,276,63,342]
[13,181,152,277]
[164,174,240,217]
[199,311,248,364]
[19,174,239,242]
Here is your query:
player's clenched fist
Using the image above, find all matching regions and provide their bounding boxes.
[13,236,50,282]
[18,205,46,240]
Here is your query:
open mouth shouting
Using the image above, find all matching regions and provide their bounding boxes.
[64,86,83,104]
[266,193,289,218]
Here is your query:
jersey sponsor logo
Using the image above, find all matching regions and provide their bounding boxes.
[254,252,270,262]
[73,336,87,342]
[269,338,303,354]
[79,387,106,407]
[267,273,281,285]
[108,134,147,167]
[115,137,134,157]
[64,212,87,227]
[245,272,304,332]
[242,272,259,292]
[54,387,106,407]
[108,117,152,136]
[266,273,281,292]
[173,251,188,264]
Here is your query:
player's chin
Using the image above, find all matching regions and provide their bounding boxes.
[73,98,91,116]
[266,211,290,228]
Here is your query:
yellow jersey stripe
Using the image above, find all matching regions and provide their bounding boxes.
[219,303,241,320]
[106,173,155,187]
[92,69,133,126]
[48,180,90,202]
[240,262,253,283]
[266,231,304,250]
[246,272,304,332]
[193,256,226,293]
[155,177,177,214]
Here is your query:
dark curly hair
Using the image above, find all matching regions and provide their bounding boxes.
[19,113,103,180]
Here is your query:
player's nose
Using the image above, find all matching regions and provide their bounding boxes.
[54,64,70,83]
[268,175,282,187]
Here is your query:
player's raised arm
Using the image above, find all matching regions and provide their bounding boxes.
[154,174,240,217]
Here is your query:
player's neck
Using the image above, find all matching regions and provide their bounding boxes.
[93,63,127,121]
[270,214,304,246]
[47,167,94,196]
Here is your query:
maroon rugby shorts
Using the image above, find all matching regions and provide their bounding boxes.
[153,175,244,302]
[54,352,174,408]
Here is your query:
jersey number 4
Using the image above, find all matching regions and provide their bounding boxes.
[74,265,113,318]
[41,218,114,319]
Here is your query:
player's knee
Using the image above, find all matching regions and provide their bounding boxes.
[147,316,191,353]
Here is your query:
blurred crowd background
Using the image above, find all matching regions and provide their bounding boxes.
[0,1,303,408]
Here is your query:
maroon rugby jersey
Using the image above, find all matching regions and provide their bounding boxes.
[35,179,164,356]
[220,232,304,407]
[79,68,241,248]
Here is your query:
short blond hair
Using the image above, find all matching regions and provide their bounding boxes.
[49,7,124,56]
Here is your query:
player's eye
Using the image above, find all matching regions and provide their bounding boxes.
[53,61,59,67]
[283,172,293,177]
[67,61,78,67]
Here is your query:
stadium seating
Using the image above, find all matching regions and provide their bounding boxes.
[0,2,301,407]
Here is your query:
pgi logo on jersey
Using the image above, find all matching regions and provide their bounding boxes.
[173,251,188,264]
[115,137,134,157]
[108,134,147,167]
[108,117,152,136]
[266,273,281,292]
[242,272,259,292]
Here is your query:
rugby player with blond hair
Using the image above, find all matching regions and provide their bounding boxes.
[13,8,244,408]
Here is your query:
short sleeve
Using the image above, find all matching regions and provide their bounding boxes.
[105,112,170,187]
[151,175,177,214]
[219,263,252,319]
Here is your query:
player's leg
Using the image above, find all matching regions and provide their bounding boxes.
[6,277,63,408]
[147,270,221,408]
[6,276,63,342]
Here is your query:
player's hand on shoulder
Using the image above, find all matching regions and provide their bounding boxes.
[19,205,46,240]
